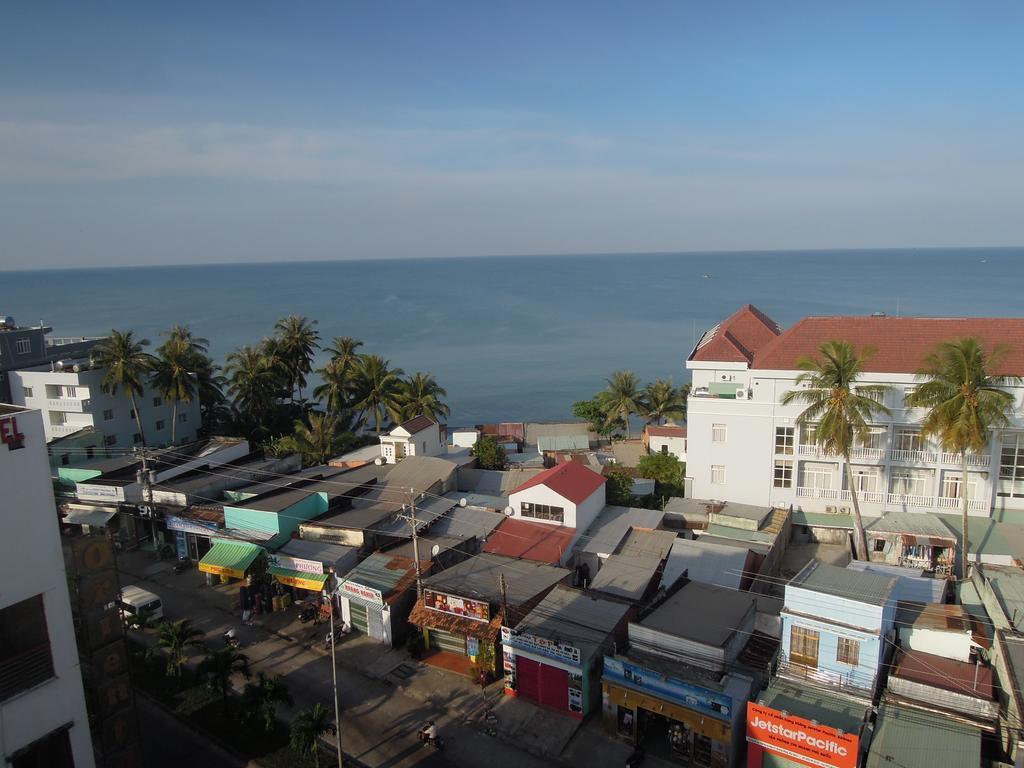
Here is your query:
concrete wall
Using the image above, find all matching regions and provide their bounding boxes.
[0,409,95,766]
[649,434,687,461]
[225,492,327,547]
[509,484,578,527]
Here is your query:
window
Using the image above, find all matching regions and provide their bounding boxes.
[10,726,74,768]
[152,396,162,406]
[775,427,794,455]
[890,469,932,497]
[0,595,55,701]
[790,625,819,668]
[942,472,978,501]
[156,420,165,430]
[133,433,142,444]
[999,433,1024,498]
[856,427,888,450]
[837,637,860,666]
[86,447,95,459]
[873,538,886,553]
[773,460,793,488]
[711,465,726,485]
[103,409,114,421]
[104,435,117,446]
[849,467,879,493]
[802,424,818,446]
[21,386,33,399]
[801,463,833,490]
[894,429,926,453]
[660,445,669,455]
[15,337,31,354]
[712,424,727,444]
[520,502,564,523]
[60,454,69,466]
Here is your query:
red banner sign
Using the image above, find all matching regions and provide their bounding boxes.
[424,589,490,622]
[747,701,858,768]
[0,416,25,450]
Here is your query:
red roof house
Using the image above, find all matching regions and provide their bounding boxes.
[508,461,606,532]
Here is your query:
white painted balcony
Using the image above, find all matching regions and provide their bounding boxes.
[937,496,990,513]
[860,490,886,504]
[798,444,822,457]
[886,493,934,508]
[940,452,992,468]
[889,448,938,464]
[46,398,90,412]
[49,423,88,437]
[796,487,851,501]
[850,447,886,461]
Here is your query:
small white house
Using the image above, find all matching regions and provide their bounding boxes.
[645,424,687,461]
[508,461,606,531]
[379,415,444,464]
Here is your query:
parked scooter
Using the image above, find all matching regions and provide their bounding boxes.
[322,622,351,650]
[223,629,241,649]
[417,722,444,750]
[298,603,318,623]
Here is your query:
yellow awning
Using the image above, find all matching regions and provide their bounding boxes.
[269,566,328,592]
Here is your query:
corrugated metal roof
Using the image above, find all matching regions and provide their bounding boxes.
[639,581,755,645]
[866,702,980,768]
[537,434,590,452]
[340,552,417,596]
[371,495,455,538]
[790,560,896,606]
[662,538,749,591]
[383,455,456,493]
[979,565,1024,632]
[757,680,867,735]
[616,529,677,560]
[846,561,947,603]
[700,524,776,544]
[524,422,590,444]
[456,468,541,494]
[577,505,666,556]
[588,555,661,602]
[442,491,507,511]
[430,504,506,540]
[791,510,856,529]
[514,585,628,661]
[481,518,578,565]
[935,514,1024,558]
[866,511,954,538]
[422,552,568,606]
[278,539,356,567]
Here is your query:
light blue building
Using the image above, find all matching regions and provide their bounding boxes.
[779,560,898,701]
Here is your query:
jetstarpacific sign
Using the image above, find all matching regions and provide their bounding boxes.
[746,701,858,768]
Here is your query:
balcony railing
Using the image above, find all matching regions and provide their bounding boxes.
[860,490,886,504]
[940,452,992,468]
[936,496,990,513]
[0,644,54,702]
[798,444,821,457]
[890,448,938,463]
[776,657,871,695]
[46,397,90,412]
[796,487,850,501]
[49,423,88,437]
[886,493,934,508]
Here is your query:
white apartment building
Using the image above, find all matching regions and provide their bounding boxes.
[686,305,1024,520]
[0,406,95,767]
[9,360,200,452]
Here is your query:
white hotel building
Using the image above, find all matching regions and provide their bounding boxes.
[685,305,1024,521]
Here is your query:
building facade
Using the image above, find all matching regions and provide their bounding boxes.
[0,406,95,767]
[379,415,445,464]
[508,461,606,531]
[686,305,1024,521]
[0,318,100,403]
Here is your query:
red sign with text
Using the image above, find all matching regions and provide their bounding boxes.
[0,416,25,450]
[747,701,858,768]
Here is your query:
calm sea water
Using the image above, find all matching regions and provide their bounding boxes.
[3,248,1021,425]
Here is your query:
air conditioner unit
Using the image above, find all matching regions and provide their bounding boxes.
[735,388,747,400]
[839,506,851,514]
[825,505,836,514]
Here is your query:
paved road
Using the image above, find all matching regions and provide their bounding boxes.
[136,692,248,768]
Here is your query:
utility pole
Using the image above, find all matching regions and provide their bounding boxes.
[409,487,423,599]
[498,573,509,625]
[328,568,344,768]
[136,446,157,555]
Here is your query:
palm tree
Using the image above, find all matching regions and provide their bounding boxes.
[152,619,205,682]
[399,373,450,422]
[351,355,405,434]
[781,341,890,561]
[164,325,224,430]
[91,330,156,448]
[224,345,282,429]
[243,672,294,732]
[640,379,688,425]
[291,412,349,466]
[314,362,353,415]
[324,336,364,372]
[906,338,1019,579]
[597,371,643,440]
[198,646,251,714]
[151,338,197,445]
[274,315,321,401]
[290,703,333,768]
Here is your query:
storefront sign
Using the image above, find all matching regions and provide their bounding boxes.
[0,415,25,450]
[267,552,324,575]
[340,580,383,606]
[165,516,221,537]
[603,656,732,720]
[467,636,480,656]
[198,562,246,579]
[274,572,327,592]
[77,483,125,502]
[746,702,858,768]
[424,588,489,622]
[502,625,581,665]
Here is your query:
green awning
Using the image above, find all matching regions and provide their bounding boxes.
[269,566,329,591]
[198,541,262,579]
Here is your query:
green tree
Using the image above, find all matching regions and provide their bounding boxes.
[573,398,620,438]
[243,672,294,732]
[151,337,197,445]
[781,341,891,561]
[152,619,205,683]
[274,315,321,401]
[224,345,283,431]
[605,468,635,506]
[91,329,156,448]
[351,355,405,434]
[287,411,355,466]
[640,379,689,425]
[906,338,1019,579]
[290,703,333,768]
[399,372,450,422]
[471,435,507,470]
[636,452,685,496]
[324,336,364,373]
[165,326,225,431]
[198,646,251,715]
[123,606,158,633]
[597,371,643,440]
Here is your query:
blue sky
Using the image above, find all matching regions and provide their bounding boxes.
[2,1,1022,269]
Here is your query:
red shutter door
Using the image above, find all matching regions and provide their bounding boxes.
[538,663,568,711]
[516,656,541,702]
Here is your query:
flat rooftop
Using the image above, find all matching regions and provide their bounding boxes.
[423,553,569,606]
[790,560,896,606]
[638,580,756,646]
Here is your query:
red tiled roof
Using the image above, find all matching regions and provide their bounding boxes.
[689,304,781,363]
[646,425,687,438]
[891,648,993,700]
[509,461,605,504]
[482,518,577,565]
[752,316,1024,375]
[396,415,437,434]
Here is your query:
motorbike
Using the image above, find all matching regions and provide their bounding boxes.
[298,605,318,624]
[417,726,444,751]
[223,630,241,649]
[172,557,190,575]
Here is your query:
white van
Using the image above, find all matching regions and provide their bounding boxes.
[118,585,164,623]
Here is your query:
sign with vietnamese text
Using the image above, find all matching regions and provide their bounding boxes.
[267,552,324,575]
[166,516,221,537]
[0,415,25,450]
[502,625,581,665]
[340,580,383,606]
[77,483,126,502]
[746,701,858,768]
[603,656,732,720]
[424,588,489,622]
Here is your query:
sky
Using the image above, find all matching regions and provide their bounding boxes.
[1,1,1022,270]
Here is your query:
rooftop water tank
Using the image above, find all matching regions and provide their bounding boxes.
[0,316,15,330]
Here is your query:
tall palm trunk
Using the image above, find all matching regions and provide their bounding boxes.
[129,392,148,448]
[843,450,869,560]
[961,451,970,580]
[622,408,630,440]
[171,398,178,444]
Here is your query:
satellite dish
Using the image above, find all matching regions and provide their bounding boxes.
[431,544,441,557]
[374,457,384,466]
[459,497,468,507]
[504,506,514,517]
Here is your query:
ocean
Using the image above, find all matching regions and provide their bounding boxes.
[3,248,1020,425]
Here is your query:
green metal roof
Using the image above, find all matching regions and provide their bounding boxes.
[703,523,775,543]
[199,541,261,573]
[934,514,1024,558]
[866,702,980,768]
[792,510,855,529]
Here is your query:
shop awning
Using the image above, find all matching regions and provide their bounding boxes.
[198,541,262,579]
[64,509,118,528]
[269,566,328,592]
